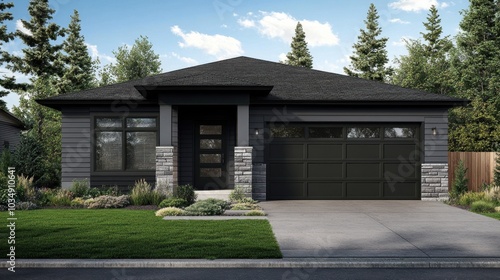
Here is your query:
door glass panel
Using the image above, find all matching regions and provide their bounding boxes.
[347,127,380,138]
[309,127,343,138]
[271,127,304,138]
[200,125,222,135]
[200,168,222,177]
[200,154,222,163]
[200,139,222,149]
[384,127,416,138]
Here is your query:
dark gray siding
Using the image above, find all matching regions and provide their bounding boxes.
[61,108,91,188]
[0,122,22,153]
[249,105,449,164]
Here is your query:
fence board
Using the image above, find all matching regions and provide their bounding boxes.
[448,152,497,192]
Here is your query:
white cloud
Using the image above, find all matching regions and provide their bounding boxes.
[389,0,450,12]
[16,20,32,36]
[392,36,413,47]
[238,11,339,47]
[389,18,410,24]
[278,52,287,62]
[171,52,198,65]
[221,24,228,28]
[171,25,243,60]
[238,19,255,28]
[85,43,116,64]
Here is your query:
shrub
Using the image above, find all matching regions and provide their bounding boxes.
[173,185,197,205]
[494,151,500,187]
[158,198,188,208]
[485,186,500,203]
[229,186,247,202]
[451,160,468,198]
[15,201,38,210]
[230,202,261,210]
[70,197,86,208]
[130,179,165,205]
[70,179,90,197]
[470,200,496,213]
[155,207,185,217]
[84,195,130,209]
[495,206,500,213]
[17,175,36,202]
[49,189,74,206]
[184,199,230,216]
[457,192,487,206]
[37,188,57,206]
[245,210,266,216]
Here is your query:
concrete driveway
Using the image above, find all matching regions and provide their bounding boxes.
[260,200,500,258]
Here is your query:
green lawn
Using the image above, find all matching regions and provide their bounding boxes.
[0,209,282,259]
[480,212,500,220]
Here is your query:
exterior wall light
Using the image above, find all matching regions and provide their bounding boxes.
[255,129,259,135]
[432,127,437,136]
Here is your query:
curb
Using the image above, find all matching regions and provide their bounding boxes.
[3,258,500,269]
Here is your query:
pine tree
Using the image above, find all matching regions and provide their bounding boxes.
[451,160,468,198]
[494,152,500,187]
[0,1,15,110]
[448,0,500,152]
[392,5,454,95]
[344,3,392,81]
[283,22,313,69]
[57,10,95,94]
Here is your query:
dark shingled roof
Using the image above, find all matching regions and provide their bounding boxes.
[38,56,467,106]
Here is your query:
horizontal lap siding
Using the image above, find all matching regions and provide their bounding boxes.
[61,108,91,188]
[249,106,450,164]
[0,122,22,153]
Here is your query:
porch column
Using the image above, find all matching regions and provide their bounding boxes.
[237,105,249,146]
[159,104,172,146]
[234,146,253,198]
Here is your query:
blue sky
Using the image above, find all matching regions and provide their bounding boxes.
[3,0,468,109]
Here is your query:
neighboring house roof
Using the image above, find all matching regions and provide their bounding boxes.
[0,108,25,129]
[38,56,468,108]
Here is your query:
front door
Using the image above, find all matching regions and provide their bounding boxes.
[195,122,227,190]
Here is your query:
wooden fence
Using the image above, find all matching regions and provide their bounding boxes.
[448,152,498,192]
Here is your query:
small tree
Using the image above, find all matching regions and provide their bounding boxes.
[283,22,313,69]
[494,152,500,187]
[451,160,468,198]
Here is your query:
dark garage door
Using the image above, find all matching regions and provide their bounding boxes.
[266,124,421,200]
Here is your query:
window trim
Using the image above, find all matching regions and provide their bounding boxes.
[91,114,159,174]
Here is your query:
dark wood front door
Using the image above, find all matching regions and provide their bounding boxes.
[195,122,227,190]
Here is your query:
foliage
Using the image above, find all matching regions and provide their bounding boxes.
[155,207,185,217]
[173,184,197,206]
[344,3,392,81]
[470,200,496,213]
[229,186,247,202]
[0,148,12,175]
[494,152,500,187]
[457,191,487,206]
[158,197,188,208]
[283,22,313,68]
[245,210,266,216]
[57,10,96,94]
[451,160,468,198]
[0,1,16,109]
[130,179,166,205]
[230,202,261,210]
[392,5,454,95]
[70,197,85,208]
[70,179,89,197]
[15,201,37,210]
[84,195,130,209]
[99,35,162,85]
[485,186,500,203]
[36,188,57,206]
[49,189,74,206]
[496,207,500,213]
[17,175,35,202]
[184,199,230,216]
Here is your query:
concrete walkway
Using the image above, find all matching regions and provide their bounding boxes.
[260,200,500,258]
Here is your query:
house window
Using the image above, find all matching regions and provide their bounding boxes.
[95,117,157,171]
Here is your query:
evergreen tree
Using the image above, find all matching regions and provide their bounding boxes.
[283,22,313,69]
[104,35,162,83]
[57,10,95,94]
[392,5,454,95]
[451,160,468,198]
[494,152,500,186]
[0,1,15,110]
[344,3,392,81]
[449,0,500,151]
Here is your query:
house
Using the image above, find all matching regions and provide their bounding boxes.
[38,57,467,201]
[0,108,24,154]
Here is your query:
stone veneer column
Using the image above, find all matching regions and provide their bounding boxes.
[252,164,266,201]
[234,147,253,197]
[156,146,176,195]
[421,163,449,201]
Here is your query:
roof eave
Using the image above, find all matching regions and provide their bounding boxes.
[36,99,156,111]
